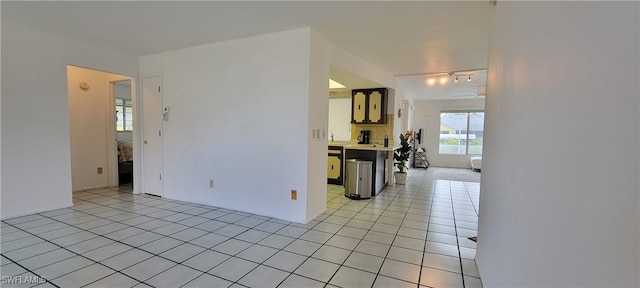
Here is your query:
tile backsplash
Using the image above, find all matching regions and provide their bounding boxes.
[350,114,394,144]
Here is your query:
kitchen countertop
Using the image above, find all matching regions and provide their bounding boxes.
[343,144,400,151]
[328,141,400,151]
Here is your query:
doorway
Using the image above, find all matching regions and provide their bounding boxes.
[67,65,133,191]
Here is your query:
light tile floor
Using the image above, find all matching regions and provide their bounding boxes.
[1,169,482,288]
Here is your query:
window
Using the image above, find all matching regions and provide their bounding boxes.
[116,98,133,131]
[439,111,484,155]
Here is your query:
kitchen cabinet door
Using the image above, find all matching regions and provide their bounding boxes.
[368,90,383,123]
[352,91,367,124]
[351,88,387,124]
[327,156,341,180]
[328,146,343,185]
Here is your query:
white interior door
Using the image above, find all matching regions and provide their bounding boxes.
[142,75,163,197]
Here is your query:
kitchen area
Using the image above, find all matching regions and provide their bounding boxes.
[328,85,401,199]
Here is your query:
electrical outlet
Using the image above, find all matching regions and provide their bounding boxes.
[210,180,214,188]
[291,190,297,200]
[97,167,103,174]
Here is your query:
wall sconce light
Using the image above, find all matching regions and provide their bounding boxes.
[79,82,89,90]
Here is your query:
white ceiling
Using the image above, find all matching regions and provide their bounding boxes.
[329,66,385,97]
[2,1,491,101]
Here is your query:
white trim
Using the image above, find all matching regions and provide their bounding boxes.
[107,81,118,187]
[109,79,135,188]
[132,75,141,195]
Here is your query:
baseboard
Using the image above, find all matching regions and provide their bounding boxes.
[72,185,109,192]
[1,202,74,220]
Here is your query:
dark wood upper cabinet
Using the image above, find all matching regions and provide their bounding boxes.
[351,88,387,124]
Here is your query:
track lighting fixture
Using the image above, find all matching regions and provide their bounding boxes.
[419,69,484,87]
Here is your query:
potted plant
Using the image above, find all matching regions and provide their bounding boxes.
[394,131,413,184]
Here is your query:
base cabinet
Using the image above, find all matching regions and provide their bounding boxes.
[328,146,343,185]
[344,149,388,197]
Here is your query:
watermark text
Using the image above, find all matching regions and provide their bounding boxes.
[1,275,47,284]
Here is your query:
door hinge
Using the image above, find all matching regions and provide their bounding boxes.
[159,130,161,137]
[160,174,162,180]
[158,86,160,92]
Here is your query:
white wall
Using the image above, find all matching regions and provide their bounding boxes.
[1,20,138,219]
[139,28,322,223]
[306,29,331,222]
[328,98,351,141]
[412,99,485,168]
[68,66,129,191]
[389,85,403,143]
[401,99,414,134]
[477,2,639,287]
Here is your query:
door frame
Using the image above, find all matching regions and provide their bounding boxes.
[107,79,135,188]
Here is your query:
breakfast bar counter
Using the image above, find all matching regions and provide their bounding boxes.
[342,144,400,196]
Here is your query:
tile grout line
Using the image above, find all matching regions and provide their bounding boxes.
[74,188,282,286]
[415,178,437,287]
[369,181,424,287]
[1,220,102,288]
[446,181,467,288]
[5,189,264,287]
[91,188,309,286]
[321,187,385,287]
[3,188,450,285]
[2,170,480,288]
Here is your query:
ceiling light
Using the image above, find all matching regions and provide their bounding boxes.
[439,77,448,85]
[427,78,436,86]
[467,75,472,82]
[454,76,459,83]
[329,79,345,89]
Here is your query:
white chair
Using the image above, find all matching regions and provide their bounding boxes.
[470,157,482,171]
